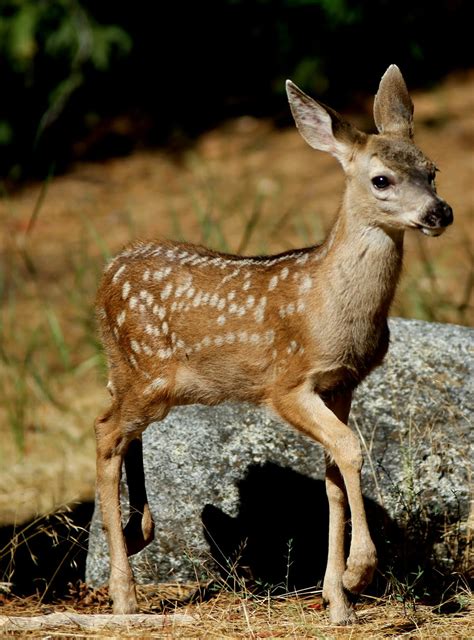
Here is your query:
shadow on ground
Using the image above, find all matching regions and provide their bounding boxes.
[0,502,94,600]
[202,462,470,606]
[202,462,396,595]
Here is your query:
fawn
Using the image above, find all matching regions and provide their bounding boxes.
[93,65,453,624]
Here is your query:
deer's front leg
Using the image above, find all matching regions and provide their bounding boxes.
[95,409,138,614]
[332,419,377,596]
[322,392,376,603]
[272,383,377,623]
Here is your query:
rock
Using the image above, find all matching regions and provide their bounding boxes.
[86,319,473,592]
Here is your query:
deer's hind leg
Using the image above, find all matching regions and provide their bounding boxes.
[94,388,169,614]
[123,437,155,556]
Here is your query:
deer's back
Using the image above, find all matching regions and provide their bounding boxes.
[97,239,392,406]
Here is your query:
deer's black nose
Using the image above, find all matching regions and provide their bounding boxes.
[437,201,454,226]
[423,200,453,229]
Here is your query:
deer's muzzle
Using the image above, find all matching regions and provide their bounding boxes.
[418,200,453,236]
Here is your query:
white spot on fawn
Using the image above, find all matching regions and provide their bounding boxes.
[190,256,208,266]
[140,290,154,306]
[265,330,275,344]
[161,321,169,335]
[143,269,150,281]
[287,340,299,355]
[130,340,141,353]
[112,264,126,283]
[144,323,154,336]
[117,311,126,327]
[122,281,131,300]
[222,268,241,285]
[129,296,138,310]
[193,291,203,307]
[141,343,154,356]
[280,267,289,280]
[296,253,309,265]
[175,275,193,297]
[153,304,167,320]
[153,266,172,282]
[217,315,226,326]
[299,275,312,294]
[254,296,267,323]
[268,275,278,291]
[161,283,173,300]
[144,377,167,395]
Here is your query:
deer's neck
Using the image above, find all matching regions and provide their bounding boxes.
[320,203,404,323]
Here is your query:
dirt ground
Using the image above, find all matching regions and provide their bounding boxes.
[0,69,472,632]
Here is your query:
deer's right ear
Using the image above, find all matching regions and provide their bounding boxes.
[286,80,361,168]
[373,65,414,138]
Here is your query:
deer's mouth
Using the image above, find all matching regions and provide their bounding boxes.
[414,223,446,237]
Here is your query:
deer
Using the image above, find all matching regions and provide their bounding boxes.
[93,65,453,625]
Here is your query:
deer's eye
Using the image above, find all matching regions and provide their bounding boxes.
[371,175,391,190]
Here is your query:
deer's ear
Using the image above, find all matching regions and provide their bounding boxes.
[373,65,414,138]
[286,80,362,168]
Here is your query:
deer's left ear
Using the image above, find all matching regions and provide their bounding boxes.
[373,65,414,138]
[286,80,364,170]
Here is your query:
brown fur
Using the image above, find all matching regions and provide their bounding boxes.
[93,65,452,624]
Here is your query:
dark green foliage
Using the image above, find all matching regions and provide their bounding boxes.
[0,0,131,180]
[0,0,472,180]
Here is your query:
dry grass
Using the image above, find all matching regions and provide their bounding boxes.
[0,583,473,638]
